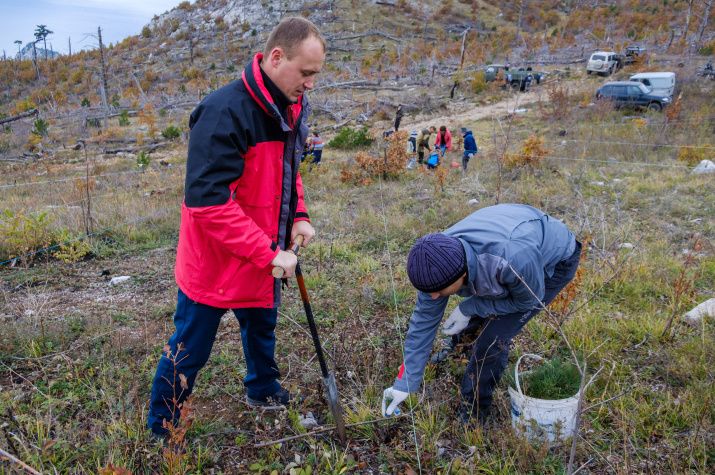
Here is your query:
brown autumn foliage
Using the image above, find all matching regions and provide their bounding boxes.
[340,131,410,185]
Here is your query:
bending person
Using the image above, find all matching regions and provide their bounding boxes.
[382,204,581,426]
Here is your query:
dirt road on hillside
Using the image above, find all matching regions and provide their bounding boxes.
[370,75,593,135]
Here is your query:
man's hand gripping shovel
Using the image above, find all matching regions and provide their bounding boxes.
[273,236,347,444]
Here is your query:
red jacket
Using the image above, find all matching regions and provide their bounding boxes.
[434,129,452,150]
[176,54,310,309]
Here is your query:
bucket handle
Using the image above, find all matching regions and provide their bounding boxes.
[514,353,544,397]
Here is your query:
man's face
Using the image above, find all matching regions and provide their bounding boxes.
[428,273,467,299]
[266,36,325,102]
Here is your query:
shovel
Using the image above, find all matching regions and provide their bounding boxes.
[273,236,347,443]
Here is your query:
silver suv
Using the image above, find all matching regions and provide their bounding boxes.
[587,51,623,76]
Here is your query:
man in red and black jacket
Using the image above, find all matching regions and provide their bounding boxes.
[149,18,326,440]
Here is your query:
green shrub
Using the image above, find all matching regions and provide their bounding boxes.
[470,70,486,94]
[31,118,49,137]
[118,109,130,126]
[81,97,90,107]
[328,126,373,149]
[161,125,181,140]
[137,150,151,168]
[0,210,54,264]
[699,45,714,56]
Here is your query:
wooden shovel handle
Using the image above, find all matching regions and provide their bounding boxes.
[271,234,304,278]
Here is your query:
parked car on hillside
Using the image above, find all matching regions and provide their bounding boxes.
[595,81,671,111]
[587,51,624,75]
[629,72,676,98]
[484,64,543,90]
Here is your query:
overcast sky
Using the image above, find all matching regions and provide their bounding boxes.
[0,0,182,56]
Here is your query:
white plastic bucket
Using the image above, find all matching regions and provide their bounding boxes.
[508,354,580,442]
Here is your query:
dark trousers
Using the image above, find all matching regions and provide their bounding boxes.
[148,289,280,433]
[418,151,425,164]
[310,150,322,165]
[395,118,401,131]
[462,152,471,170]
[461,241,582,407]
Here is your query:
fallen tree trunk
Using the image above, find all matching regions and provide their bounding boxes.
[85,110,138,126]
[102,142,168,154]
[312,80,369,92]
[313,118,352,133]
[0,109,39,125]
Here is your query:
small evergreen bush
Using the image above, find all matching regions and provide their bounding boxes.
[118,109,130,126]
[161,125,181,140]
[31,118,49,137]
[328,126,373,149]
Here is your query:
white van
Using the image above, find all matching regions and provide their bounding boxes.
[629,72,676,97]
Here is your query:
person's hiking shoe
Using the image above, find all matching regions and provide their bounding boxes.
[458,403,494,429]
[430,337,456,364]
[246,387,305,407]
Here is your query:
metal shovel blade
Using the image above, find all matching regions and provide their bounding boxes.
[323,370,346,443]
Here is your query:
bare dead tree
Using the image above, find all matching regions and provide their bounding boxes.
[684,0,695,41]
[695,0,713,48]
[97,27,110,129]
[514,0,524,48]
[31,42,40,80]
[561,0,583,42]
[187,18,196,66]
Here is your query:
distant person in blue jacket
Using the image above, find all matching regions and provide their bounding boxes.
[461,127,477,171]
[381,204,582,426]
[426,149,441,169]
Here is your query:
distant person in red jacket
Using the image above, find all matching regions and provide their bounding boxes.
[148,17,326,444]
[309,131,323,170]
[434,125,452,157]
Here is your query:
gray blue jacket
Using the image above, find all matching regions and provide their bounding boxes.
[393,204,576,393]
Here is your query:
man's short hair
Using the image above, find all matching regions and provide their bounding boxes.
[264,17,326,60]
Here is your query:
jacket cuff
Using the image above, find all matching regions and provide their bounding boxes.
[393,377,412,393]
[252,236,280,268]
[295,211,310,222]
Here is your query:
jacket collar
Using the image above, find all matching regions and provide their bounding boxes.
[242,53,306,131]
[459,237,478,295]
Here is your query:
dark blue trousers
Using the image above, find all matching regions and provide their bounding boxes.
[148,289,280,433]
[461,241,582,407]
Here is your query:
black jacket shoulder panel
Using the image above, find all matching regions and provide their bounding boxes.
[184,78,290,208]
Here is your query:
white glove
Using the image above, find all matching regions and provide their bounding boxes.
[381,387,409,417]
[468,153,474,159]
[443,306,470,336]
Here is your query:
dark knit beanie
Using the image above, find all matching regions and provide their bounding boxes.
[407,234,467,293]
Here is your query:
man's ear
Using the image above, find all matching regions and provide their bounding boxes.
[268,47,284,68]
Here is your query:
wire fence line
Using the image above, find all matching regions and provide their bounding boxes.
[0,205,181,267]
[547,139,715,150]
[541,154,696,169]
[0,164,186,189]
[4,183,184,222]
[505,113,715,135]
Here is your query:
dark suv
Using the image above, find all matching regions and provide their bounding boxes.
[595,81,671,111]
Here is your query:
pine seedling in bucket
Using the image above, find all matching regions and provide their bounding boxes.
[505,354,582,442]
